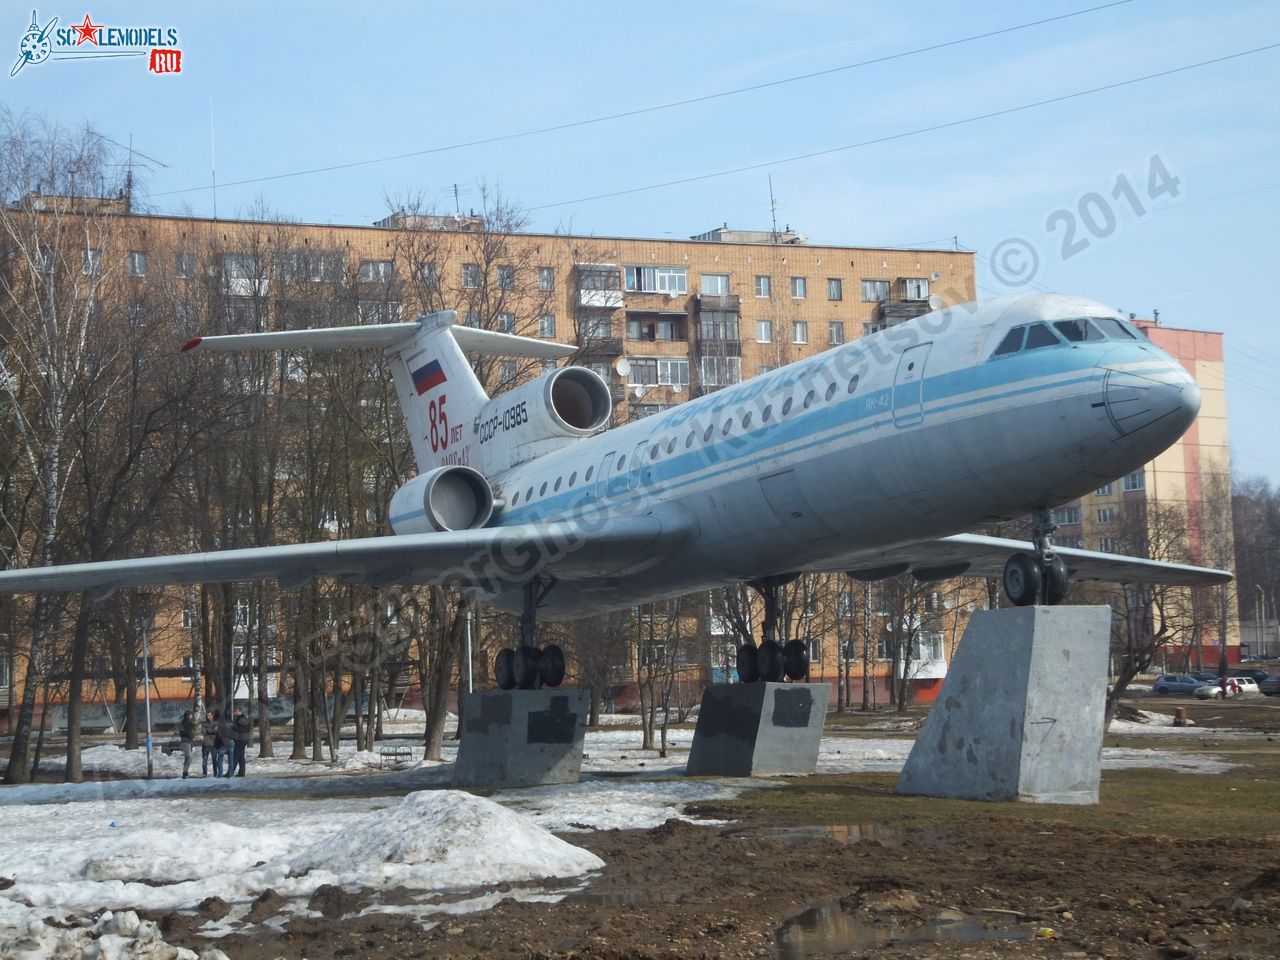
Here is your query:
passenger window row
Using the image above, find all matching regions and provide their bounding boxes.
[509,371,865,507]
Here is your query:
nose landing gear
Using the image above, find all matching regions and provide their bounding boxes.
[1002,508,1072,607]
[494,579,566,690]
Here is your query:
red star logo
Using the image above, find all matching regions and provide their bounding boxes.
[72,13,102,45]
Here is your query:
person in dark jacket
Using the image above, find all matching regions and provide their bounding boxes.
[217,708,235,778]
[230,706,252,777]
[177,711,195,779]
[201,710,218,777]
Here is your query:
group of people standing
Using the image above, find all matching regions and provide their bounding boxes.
[176,706,252,778]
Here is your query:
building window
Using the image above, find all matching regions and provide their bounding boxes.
[175,251,195,279]
[1099,536,1118,553]
[699,355,741,387]
[628,316,684,340]
[127,250,147,278]
[758,364,775,375]
[539,314,556,338]
[1097,507,1115,524]
[701,273,729,296]
[1096,482,1113,495]
[497,265,515,290]
[828,322,845,345]
[83,248,102,276]
[630,358,689,387]
[1123,471,1145,491]
[360,259,394,282]
[578,267,620,291]
[625,265,687,295]
[903,278,930,299]
[587,361,611,381]
[500,360,517,383]
[420,262,438,287]
[790,276,806,299]
[581,314,612,339]
[464,309,482,327]
[755,275,771,298]
[35,248,53,273]
[863,321,884,336]
[181,606,194,629]
[498,312,516,333]
[793,321,808,344]
[1051,506,1081,525]
[537,266,555,291]
[756,320,773,343]
[826,278,842,301]
[699,311,739,341]
[462,263,480,289]
[359,300,401,323]
[861,279,890,302]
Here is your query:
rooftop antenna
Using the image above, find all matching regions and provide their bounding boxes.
[125,133,134,211]
[453,183,460,216]
[208,92,218,220]
[768,175,779,243]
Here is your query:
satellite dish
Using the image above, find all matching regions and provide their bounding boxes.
[927,294,945,311]
[614,357,631,377]
[671,384,683,395]
[634,385,647,399]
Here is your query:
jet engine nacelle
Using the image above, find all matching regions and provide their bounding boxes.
[389,465,495,534]
[474,366,612,473]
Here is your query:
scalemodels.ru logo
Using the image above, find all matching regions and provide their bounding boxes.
[10,9,183,77]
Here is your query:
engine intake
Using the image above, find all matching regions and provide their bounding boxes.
[546,366,612,433]
[389,466,494,535]
[473,366,612,474]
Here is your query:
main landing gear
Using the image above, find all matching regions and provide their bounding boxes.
[1001,507,1072,607]
[494,579,566,690]
[735,575,811,683]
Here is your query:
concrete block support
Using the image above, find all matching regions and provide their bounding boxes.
[686,682,829,777]
[453,689,589,789]
[896,605,1111,805]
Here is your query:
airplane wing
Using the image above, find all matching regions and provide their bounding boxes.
[0,512,694,598]
[822,533,1232,587]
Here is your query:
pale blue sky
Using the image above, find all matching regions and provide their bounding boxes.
[8,0,1280,482]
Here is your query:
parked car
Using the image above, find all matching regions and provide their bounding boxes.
[1153,675,1206,696]
[1191,671,1219,683]
[1229,668,1270,684]
[1194,677,1261,699]
[1258,675,1280,696]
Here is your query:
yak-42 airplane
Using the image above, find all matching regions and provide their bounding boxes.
[0,293,1231,689]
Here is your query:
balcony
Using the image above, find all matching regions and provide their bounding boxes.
[878,299,930,326]
[696,293,741,312]
[696,338,742,357]
[580,337,624,356]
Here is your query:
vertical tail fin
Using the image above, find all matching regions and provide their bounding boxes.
[387,312,490,471]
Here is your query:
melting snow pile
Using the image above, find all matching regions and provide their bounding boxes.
[286,790,603,890]
[0,790,601,956]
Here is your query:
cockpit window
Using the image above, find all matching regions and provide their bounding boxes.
[1094,316,1138,340]
[1054,318,1105,342]
[1023,323,1061,350]
[992,327,1024,357]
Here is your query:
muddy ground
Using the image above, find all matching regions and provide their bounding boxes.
[112,699,1280,958]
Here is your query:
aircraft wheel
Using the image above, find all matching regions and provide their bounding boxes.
[495,648,516,690]
[513,645,542,690]
[540,644,566,688]
[757,640,785,683]
[1002,553,1042,607]
[782,640,809,681]
[736,644,760,684]
[1043,556,1071,605]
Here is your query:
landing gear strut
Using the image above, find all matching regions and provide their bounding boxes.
[494,579,566,690]
[1001,508,1072,607]
[736,576,810,683]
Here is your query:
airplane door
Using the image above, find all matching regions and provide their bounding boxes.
[595,451,615,500]
[893,342,931,428]
[628,440,649,491]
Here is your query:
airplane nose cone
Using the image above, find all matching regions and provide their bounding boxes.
[1101,364,1200,443]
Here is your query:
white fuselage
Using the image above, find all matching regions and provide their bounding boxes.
[469,294,1199,618]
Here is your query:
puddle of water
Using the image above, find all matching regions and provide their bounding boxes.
[775,904,1032,958]
[566,889,684,907]
[722,823,937,847]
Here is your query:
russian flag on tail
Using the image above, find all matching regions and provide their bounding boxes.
[412,359,447,395]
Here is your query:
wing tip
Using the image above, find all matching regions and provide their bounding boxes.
[180,336,203,353]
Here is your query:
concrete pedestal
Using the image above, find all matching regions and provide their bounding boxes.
[453,689,588,789]
[686,682,829,777]
[896,605,1110,805]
